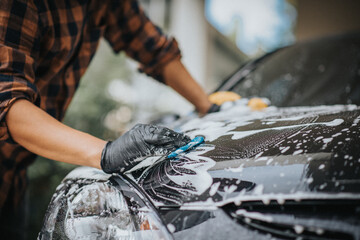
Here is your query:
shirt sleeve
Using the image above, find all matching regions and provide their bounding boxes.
[104,0,181,83]
[0,0,40,142]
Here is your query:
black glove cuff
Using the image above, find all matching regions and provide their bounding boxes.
[100,141,113,174]
[207,103,221,113]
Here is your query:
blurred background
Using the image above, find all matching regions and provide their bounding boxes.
[27,0,360,238]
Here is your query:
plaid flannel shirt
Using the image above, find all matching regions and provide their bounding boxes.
[0,0,181,209]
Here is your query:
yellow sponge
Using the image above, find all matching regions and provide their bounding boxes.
[208,91,241,105]
[248,98,268,110]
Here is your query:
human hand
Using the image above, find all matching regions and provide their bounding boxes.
[101,124,190,173]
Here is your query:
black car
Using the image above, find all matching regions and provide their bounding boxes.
[39,33,360,240]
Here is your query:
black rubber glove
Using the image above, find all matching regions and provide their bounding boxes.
[207,103,221,114]
[101,124,191,173]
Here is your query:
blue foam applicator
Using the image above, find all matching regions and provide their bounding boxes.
[167,136,204,159]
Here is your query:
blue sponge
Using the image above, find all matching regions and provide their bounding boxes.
[167,136,204,159]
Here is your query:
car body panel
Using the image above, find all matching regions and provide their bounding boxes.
[127,104,360,208]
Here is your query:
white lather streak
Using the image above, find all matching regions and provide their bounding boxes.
[228,119,344,140]
[165,145,216,195]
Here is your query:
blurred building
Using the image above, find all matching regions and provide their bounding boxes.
[140,0,248,91]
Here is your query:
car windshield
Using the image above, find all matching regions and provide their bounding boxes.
[231,33,360,107]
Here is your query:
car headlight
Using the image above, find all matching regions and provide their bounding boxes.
[39,175,172,240]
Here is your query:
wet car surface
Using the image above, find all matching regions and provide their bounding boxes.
[131,105,360,206]
[39,33,360,239]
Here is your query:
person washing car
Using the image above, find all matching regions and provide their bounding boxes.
[0,0,218,237]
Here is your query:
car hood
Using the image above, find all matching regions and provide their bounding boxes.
[126,104,360,208]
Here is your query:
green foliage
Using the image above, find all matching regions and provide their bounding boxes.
[63,40,133,140]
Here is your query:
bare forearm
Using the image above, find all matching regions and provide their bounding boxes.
[6,99,105,168]
[163,59,211,114]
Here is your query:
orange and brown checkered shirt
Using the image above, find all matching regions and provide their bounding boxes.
[0,0,181,209]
